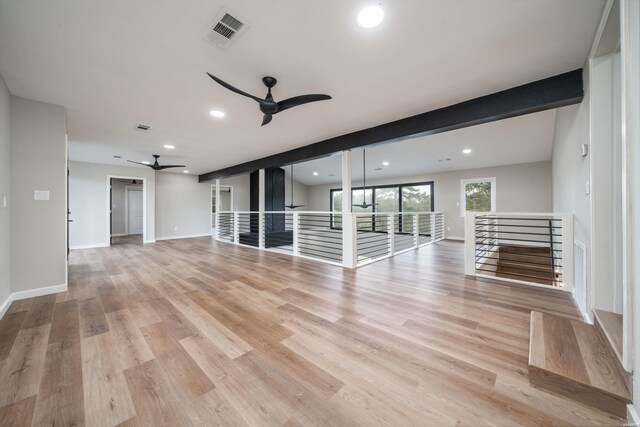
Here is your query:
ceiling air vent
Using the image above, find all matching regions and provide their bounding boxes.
[135,124,151,131]
[202,9,248,50]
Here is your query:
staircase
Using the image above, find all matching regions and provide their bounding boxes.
[496,245,558,286]
[528,310,631,418]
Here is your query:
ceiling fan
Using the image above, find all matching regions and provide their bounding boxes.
[206,73,331,126]
[285,164,305,209]
[353,149,378,209]
[127,155,185,171]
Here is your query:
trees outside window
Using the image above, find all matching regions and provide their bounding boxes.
[460,178,496,216]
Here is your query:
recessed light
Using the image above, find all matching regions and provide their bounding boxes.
[164,144,175,149]
[382,161,389,166]
[183,171,189,174]
[357,5,384,28]
[313,172,319,176]
[142,161,150,164]
[463,149,472,154]
[209,110,225,118]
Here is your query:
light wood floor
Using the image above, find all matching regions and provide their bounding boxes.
[0,238,624,426]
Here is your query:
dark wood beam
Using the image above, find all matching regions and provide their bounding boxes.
[199,69,583,182]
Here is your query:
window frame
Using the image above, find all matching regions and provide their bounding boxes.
[460,177,496,217]
[329,181,435,214]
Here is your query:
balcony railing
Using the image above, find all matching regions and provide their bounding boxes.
[464,212,573,291]
[215,211,444,268]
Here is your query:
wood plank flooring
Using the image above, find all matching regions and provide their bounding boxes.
[529,311,631,418]
[0,238,625,426]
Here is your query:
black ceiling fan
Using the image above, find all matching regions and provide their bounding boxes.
[285,164,305,209]
[353,149,378,209]
[206,73,331,126]
[127,155,185,171]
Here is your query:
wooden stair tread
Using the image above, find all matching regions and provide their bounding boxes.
[593,309,623,362]
[529,311,630,417]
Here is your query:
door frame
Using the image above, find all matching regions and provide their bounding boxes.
[106,175,146,245]
[210,184,233,232]
[124,185,143,235]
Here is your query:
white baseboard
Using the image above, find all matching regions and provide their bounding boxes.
[111,233,127,237]
[143,239,156,244]
[70,243,109,250]
[155,233,212,241]
[0,293,13,320]
[445,236,464,241]
[628,404,640,427]
[0,283,67,320]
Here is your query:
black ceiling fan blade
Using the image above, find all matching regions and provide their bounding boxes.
[277,94,332,112]
[206,73,266,104]
[127,160,154,168]
[261,114,273,126]
[158,165,186,170]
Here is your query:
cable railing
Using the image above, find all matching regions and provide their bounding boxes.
[464,212,574,291]
[353,212,446,266]
[215,210,444,268]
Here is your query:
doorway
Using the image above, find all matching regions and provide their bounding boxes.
[108,176,145,246]
[211,185,233,235]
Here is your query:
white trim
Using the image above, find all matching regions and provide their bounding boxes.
[70,243,110,250]
[460,177,496,217]
[110,233,127,237]
[143,239,156,244]
[445,236,464,241]
[155,233,212,241]
[628,404,640,427]
[106,175,146,245]
[0,284,68,320]
[0,293,13,320]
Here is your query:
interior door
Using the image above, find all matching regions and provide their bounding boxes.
[127,189,143,235]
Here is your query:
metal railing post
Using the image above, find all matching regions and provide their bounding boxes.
[389,214,395,255]
[464,212,476,276]
[233,212,239,244]
[293,212,300,256]
[414,214,419,249]
[258,212,265,249]
[432,212,437,242]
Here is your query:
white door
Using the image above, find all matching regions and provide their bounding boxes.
[127,189,143,235]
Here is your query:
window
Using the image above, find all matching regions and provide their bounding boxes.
[330,181,434,215]
[460,177,496,216]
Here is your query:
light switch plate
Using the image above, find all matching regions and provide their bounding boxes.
[34,190,50,200]
[3,196,6,208]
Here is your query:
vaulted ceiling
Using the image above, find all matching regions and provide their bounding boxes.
[0,0,605,175]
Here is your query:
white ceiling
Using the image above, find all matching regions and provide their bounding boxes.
[0,0,604,176]
[288,108,557,185]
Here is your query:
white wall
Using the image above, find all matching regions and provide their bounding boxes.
[307,161,552,239]
[621,0,640,419]
[284,169,309,210]
[155,172,211,240]
[10,97,67,293]
[0,75,10,308]
[220,174,250,211]
[69,161,155,248]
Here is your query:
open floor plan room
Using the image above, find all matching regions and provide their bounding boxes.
[1,0,639,425]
